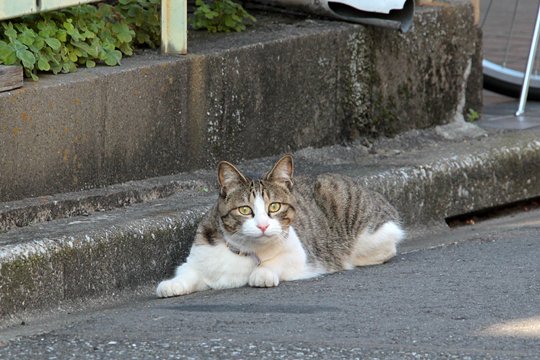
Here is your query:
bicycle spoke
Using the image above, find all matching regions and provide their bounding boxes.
[482,0,540,100]
[503,0,521,67]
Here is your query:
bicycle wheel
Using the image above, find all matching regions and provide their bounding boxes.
[481,0,540,99]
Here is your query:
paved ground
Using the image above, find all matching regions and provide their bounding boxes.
[0,208,538,359]
[0,4,538,357]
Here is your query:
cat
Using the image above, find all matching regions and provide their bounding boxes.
[156,154,405,297]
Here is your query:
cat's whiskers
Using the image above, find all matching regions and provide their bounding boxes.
[156,154,404,298]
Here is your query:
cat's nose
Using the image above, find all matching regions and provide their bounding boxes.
[257,224,269,233]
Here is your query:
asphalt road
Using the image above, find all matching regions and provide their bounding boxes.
[0,210,539,359]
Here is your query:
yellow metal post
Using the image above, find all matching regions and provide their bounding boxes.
[471,0,480,26]
[161,0,187,55]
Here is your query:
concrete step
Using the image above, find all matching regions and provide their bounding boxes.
[0,2,481,202]
[2,124,540,321]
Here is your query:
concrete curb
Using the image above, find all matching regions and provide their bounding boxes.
[0,3,481,202]
[2,126,540,319]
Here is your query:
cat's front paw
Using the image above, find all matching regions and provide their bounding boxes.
[156,278,192,298]
[249,267,280,288]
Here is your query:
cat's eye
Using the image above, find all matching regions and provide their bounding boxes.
[238,206,253,216]
[268,202,281,213]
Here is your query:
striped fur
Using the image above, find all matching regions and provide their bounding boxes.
[156,155,404,297]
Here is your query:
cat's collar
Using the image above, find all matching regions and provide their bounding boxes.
[225,242,261,266]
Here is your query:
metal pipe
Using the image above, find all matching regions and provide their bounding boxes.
[161,0,187,55]
[516,1,540,116]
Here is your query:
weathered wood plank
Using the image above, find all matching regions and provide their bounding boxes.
[0,0,36,21]
[0,65,23,93]
[0,0,101,21]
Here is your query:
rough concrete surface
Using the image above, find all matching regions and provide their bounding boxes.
[0,3,481,202]
[1,123,540,320]
[0,208,539,359]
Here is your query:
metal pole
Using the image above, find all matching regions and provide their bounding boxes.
[516,1,540,116]
[161,0,187,55]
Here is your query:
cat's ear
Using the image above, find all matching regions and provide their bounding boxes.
[217,161,248,196]
[265,154,294,189]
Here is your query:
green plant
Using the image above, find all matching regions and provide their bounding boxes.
[192,0,256,33]
[0,0,255,79]
[466,108,480,122]
[0,1,159,80]
[115,0,161,48]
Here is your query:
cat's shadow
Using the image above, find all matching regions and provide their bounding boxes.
[158,303,339,314]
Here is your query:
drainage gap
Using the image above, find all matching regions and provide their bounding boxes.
[445,196,540,228]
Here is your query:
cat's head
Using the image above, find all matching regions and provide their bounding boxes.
[216,155,296,250]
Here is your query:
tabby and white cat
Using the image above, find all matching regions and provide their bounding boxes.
[156,155,404,297]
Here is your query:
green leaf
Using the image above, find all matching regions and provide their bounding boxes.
[25,68,39,81]
[67,48,78,62]
[103,49,122,66]
[0,42,17,65]
[118,42,133,56]
[18,28,36,47]
[37,56,51,71]
[192,0,255,32]
[51,62,63,74]
[61,61,77,73]
[112,22,134,43]
[0,0,174,79]
[4,25,18,41]
[16,48,36,69]
[37,20,57,37]
[31,37,45,52]
[56,29,68,42]
[63,20,75,33]
[71,40,94,58]
[45,37,62,51]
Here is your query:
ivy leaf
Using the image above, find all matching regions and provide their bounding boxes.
[63,20,75,33]
[61,61,77,73]
[25,68,39,81]
[56,29,68,42]
[16,48,36,69]
[50,61,63,74]
[112,23,134,43]
[103,49,122,66]
[82,30,96,39]
[3,24,18,41]
[0,41,17,64]
[18,28,36,46]
[67,47,78,62]
[118,42,133,56]
[45,37,61,51]
[0,0,252,80]
[31,37,45,52]
[37,56,51,71]
[37,20,57,37]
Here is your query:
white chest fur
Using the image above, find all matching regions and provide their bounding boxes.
[156,226,320,297]
[190,242,257,289]
[255,226,320,281]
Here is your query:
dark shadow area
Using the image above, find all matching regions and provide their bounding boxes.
[446,196,540,227]
[158,303,339,314]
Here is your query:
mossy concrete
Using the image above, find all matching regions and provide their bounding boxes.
[2,126,540,320]
[0,3,481,202]
[365,3,482,136]
[0,190,208,318]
